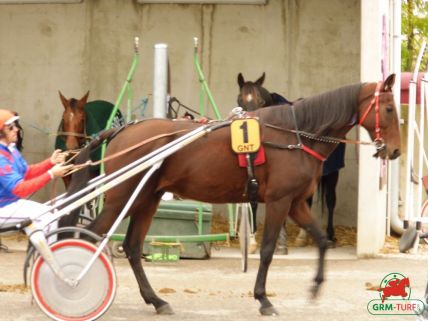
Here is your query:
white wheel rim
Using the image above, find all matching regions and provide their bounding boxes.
[31,239,116,321]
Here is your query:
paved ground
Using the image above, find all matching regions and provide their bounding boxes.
[1,237,428,321]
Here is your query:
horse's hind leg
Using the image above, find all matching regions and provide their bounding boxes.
[254,196,291,316]
[324,171,339,244]
[289,199,328,299]
[122,193,174,315]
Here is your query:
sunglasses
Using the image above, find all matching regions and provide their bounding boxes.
[5,122,18,130]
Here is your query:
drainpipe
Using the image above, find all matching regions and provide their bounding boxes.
[389,0,403,234]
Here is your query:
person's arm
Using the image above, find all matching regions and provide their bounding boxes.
[12,173,52,198]
[23,149,66,179]
[0,158,52,199]
[24,158,53,179]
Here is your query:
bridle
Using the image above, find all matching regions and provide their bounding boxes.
[263,81,388,161]
[358,81,385,153]
[57,111,91,149]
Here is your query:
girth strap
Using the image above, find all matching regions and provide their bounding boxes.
[244,153,259,212]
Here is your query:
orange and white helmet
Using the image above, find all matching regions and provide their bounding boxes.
[0,109,19,130]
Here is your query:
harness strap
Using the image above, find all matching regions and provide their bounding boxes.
[290,105,303,147]
[56,131,92,139]
[301,145,326,162]
[263,141,326,162]
[244,153,259,213]
[291,104,326,161]
[263,123,376,146]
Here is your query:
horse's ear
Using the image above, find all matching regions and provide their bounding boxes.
[382,74,396,92]
[81,91,90,104]
[255,72,266,86]
[59,91,68,109]
[238,73,245,88]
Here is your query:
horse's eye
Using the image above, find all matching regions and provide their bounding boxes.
[386,105,394,113]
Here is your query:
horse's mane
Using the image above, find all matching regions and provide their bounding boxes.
[257,83,362,136]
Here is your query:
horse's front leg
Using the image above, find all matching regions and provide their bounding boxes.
[254,196,291,316]
[289,200,328,298]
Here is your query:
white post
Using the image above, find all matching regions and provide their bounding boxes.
[153,43,168,118]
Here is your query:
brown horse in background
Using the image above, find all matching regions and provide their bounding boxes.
[57,91,90,188]
[56,91,124,188]
[63,74,400,316]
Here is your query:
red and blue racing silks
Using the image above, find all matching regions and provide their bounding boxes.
[0,144,53,207]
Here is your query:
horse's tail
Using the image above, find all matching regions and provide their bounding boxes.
[365,282,381,292]
[58,127,120,228]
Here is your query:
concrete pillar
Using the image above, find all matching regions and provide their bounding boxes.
[357,0,388,256]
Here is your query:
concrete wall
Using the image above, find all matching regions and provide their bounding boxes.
[0,0,361,228]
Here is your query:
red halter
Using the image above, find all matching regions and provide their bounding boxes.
[358,81,383,146]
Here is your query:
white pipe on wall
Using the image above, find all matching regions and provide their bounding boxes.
[389,0,403,234]
[153,43,168,118]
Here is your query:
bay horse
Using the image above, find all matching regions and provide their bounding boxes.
[63,74,400,316]
[238,72,346,249]
[56,91,124,188]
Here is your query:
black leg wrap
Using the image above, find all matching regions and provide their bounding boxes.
[247,177,259,233]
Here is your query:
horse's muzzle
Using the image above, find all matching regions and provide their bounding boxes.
[389,149,401,160]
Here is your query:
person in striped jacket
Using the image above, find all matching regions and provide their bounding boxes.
[0,109,72,242]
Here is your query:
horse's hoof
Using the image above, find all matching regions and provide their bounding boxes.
[275,246,288,255]
[327,240,336,249]
[310,284,321,299]
[249,235,258,254]
[294,238,308,247]
[259,306,279,316]
[156,303,174,315]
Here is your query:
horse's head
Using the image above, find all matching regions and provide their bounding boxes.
[59,90,89,151]
[358,74,401,160]
[237,72,273,111]
[401,277,410,287]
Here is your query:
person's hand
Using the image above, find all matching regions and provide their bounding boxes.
[197,117,209,124]
[48,164,73,178]
[50,149,67,164]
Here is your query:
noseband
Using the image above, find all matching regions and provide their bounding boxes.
[57,117,91,149]
[358,81,385,153]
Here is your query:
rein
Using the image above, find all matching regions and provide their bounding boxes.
[65,129,188,176]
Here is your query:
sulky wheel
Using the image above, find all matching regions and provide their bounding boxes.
[30,239,116,321]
